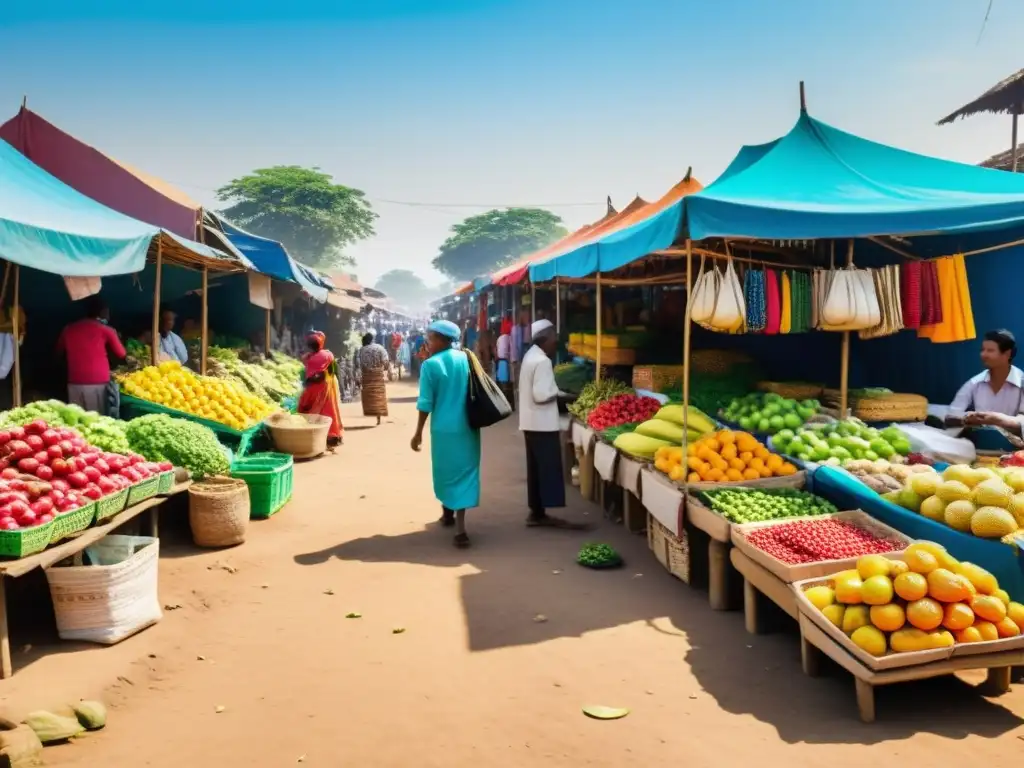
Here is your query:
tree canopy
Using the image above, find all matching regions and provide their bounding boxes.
[374,269,430,309]
[216,166,377,270]
[432,208,567,281]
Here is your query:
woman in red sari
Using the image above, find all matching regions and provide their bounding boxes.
[298,331,344,447]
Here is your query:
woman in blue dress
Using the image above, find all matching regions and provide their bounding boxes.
[411,319,481,548]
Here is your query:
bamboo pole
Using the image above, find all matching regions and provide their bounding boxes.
[530,282,536,324]
[200,266,209,375]
[11,266,20,408]
[265,307,272,358]
[555,277,561,364]
[682,240,693,470]
[839,239,854,418]
[595,272,602,382]
[151,240,163,366]
[1013,107,1020,173]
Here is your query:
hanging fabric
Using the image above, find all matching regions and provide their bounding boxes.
[779,272,792,333]
[744,268,766,332]
[900,262,922,329]
[919,254,975,343]
[919,260,943,326]
[764,269,781,334]
[859,265,904,340]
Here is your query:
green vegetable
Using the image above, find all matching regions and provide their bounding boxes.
[698,487,836,524]
[576,543,622,568]
[568,380,633,421]
[721,392,820,435]
[125,414,229,477]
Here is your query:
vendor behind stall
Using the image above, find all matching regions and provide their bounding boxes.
[946,329,1024,437]
[158,308,189,365]
[56,296,125,414]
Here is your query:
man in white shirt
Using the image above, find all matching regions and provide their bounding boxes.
[946,329,1024,437]
[519,319,573,527]
[158,308,189,365]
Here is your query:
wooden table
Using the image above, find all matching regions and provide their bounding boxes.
[685,495,738,611]
[729,547,798,634]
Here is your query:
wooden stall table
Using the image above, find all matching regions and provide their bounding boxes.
[729,547,797,635]
[592,441,619,519]
[570,422,597,502]
[616,454,645,534]
[684,492,738,611]
[0,494,174,679]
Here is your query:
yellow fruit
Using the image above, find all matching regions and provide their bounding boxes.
[971,594,1007,623]
[869,603,905,632]
[804,586,835,611]
[928,630,956,649]
[904,549,938,575]
[1007,493,1024,526]
[906,598,944,631]
[822,604,846,629]
[974,620,1000,641]
[833,572,864,605]
[996,617,1022,638]
[861,575,894,605]
[894,572,929,601]
[890,628,931,653]
[888,560,909,577]
[919,495,948,522]
[972,478,1013,508]
[926,568,972,603]
[970,506,1019,538]
[942,602,975,631]
[857,554,892,580]
[993,589,1011,607]
[936,480,972,503]
[850,625,887,656]
[1005,470,1024,493]
[842,605,871,635]
[1006,602,1024,631]
[956,562,998,595]
[957,626,984,643]
[944,500,977,532]
[910,472,941,498]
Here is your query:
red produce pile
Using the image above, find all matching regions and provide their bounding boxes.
[1002,450,1024,468]
[0,419,172,531]
[906,452,936,467]
[587,394,661,431]
[744,518,904,564]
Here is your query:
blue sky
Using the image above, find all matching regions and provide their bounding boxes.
[2,0,1023,288]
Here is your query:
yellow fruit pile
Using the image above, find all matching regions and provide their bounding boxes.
[655,429,797,484]
[804,542,1024,656]
[120,361,276,430]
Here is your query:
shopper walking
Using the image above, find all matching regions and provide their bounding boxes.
[357,332,390,425]
[298,331,344,448]
[411,319,480,548]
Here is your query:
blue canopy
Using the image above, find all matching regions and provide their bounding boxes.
[218,220,328,302]
[683,111,1024,241]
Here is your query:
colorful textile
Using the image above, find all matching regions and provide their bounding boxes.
[764,269,781,335]
[744,269,766,332]
[299,348,343,439]
[919,254,975,344]
[779,272,792,334]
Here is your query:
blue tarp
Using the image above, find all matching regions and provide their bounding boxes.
[684,110,1024,241]
[219,220,328,302]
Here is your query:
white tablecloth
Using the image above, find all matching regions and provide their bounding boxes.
[640,468,684,535]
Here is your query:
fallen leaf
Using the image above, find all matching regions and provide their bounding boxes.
[345,612,362,619]
[164,603,183,611]
[214,705,226,714]
[297,756,306,763]
[197,655,206,661]
[582,705,629,721]
[392,627,406,634]
[323,588,335,596]
[260,584,270,589]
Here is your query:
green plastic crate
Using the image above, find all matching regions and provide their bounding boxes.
[157,470,175,495]
[230,452,294,519]
[50,502,96,544]
[95,488,130,522]
[127,475,161,506]
[0,520,55,558]
[119,394,265,457]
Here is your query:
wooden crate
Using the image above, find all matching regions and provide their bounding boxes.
[730,511,914,584]
[684,470,808,494]
[648,514,691,583]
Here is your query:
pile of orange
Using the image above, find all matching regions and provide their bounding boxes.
[655,429,797,483]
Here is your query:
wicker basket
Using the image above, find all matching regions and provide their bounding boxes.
[647,514,691,583]
[756,381,824,400]
[691,349,753,374]
[188,478,250,548]
[265,412,331,459]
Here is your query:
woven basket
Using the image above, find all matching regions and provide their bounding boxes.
[188,478,250,548]
[691,349,753,374]
[756,381,824,400]
[853,393,928,423]
[648,515,691,583]
[265,412,331,459]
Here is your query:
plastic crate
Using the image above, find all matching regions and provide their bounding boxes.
[0,520,55,558]
[127,475,161,506]
[230,452,294,519]
[157,470,175,495]
[50,502,96,544]
[95,488,130,522]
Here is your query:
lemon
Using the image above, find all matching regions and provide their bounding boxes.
[857,554,892,580]
[850,625,887,656]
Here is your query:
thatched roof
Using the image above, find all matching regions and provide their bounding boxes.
[938,68,1024,124]
[979,143,1024,171]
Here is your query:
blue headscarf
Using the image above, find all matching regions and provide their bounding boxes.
[428,319,461,342]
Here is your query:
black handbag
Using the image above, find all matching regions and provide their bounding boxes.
[465,350,512,429]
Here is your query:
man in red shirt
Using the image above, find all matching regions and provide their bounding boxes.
[56,296,126,413]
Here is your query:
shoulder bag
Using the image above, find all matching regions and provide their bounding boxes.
[465,349,512,429]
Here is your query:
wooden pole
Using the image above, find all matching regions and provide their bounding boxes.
[11,266,20,408]
[799,81,807,111]
[682,240,693,465]
[530,282,536,324]
[265,307,272,358]
[1013,107,1020,172]
[839,239,854,418]
[200,266,209,375]
[151,239,162,366]
[555,277,561,364]
[595,272,602,382]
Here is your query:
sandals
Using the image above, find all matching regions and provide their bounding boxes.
[440,513,455,528]
[453,533,470,549]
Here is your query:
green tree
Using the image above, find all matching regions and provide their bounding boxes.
[216,166,377,269]
[432,208,567,281]
[374,269,430,309]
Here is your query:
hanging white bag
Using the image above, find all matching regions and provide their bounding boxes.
[709,253,746,332]
[821,267,857,327]
[689,253,720,327]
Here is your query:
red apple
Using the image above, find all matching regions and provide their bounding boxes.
[0,432,11,446]
[8,427,24,441]
[37,513,53,524]
[50,458,69,476]
[0,518,18,531]
[8,441,31,460]
[46,445,63,461]
[25,435,43,452]
[67,472,88,489]
[51,478,69,493]
[16,458,38,475]
[34,465,53,481]
[93,458,110,474]
[0,469,17,481]
[24,420,47,436]
[83,466,101,483]
[40,429,60,447]
[32,451,49,465]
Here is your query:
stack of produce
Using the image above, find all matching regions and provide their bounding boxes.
[120,361,276,430]
[721,392,819,435]
[0,401,132,454]
[660,428,797,483]
[208,347,302,405]
[587,394,661,431]
[554,361,592,396]
[887,464,1024,542]
[773,420,911,463]
[568,379,632,421]
[698,487,836,524]
[116,339,152,374]
[0,419,170,529]
[742,518,905,564]
[125,415,230,478]
[801,545,1024,656]
[611,404,715,460]
[842,458,935,495]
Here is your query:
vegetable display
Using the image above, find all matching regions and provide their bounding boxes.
[658,429,797,484]
[554,362,592,396]
[842,458,934,495]
[207,346,302,405]
[803,545,1024,656]
[568,380,632,421]
[0,401,132,454]
[721,392,819,435]
[125,415,230,478]
[698,487,837,524]
[586,394,660,431]
[609,403,716,459]
[743,518,905,564]
[576,543,622,569]
[773,420,911,464]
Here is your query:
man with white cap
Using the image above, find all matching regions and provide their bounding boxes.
[518,318,572,527]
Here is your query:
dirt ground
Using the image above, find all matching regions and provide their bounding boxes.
[3,380,1022,766]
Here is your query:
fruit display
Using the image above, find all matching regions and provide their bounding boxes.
[120,361,276,430]
[0,419,171,529]
[742,518,906,565]
[720,392,819,435]
[801,544,1024,656]
[842,459,936,495]
[697,487,837,524]
[886,463,1024,541]
[0,401,132,454]
[125,415,230,478]
[586,394,661,431]
[554,361,592,396]
[207,346,302,405]
[773,419,911,464]
[612,432,671,459]
[568,379,633,421]
[657,429,797,484]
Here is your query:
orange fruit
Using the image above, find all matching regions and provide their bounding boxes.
[749,457,765,470]
[777,463,798,476]
[906,598,944,631]
[956,626,984,644]
[705,468,724,482]
[757,465,772,478]
[703,438,721,453]
[997,617,1022,638]
[904,549,939,575]
[1006,602,1024,631]
[669,465,686,482]
[893,572,928,601]
[687,456,704,472]
[728,458,746,472]
[725,468,743,482]
[974,620,999,641]
[869,603,905,632]
[753,446,770,460]
[742,468,760,481]
[971,594,1007,623]
[942,602,975,631]
[717,430,736,445]
[686,443,699,457]
[720,443,738,461]
[926,568,972,603]
[739,451,754,463]
[696,447,714,463]
[765,454,784,471]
